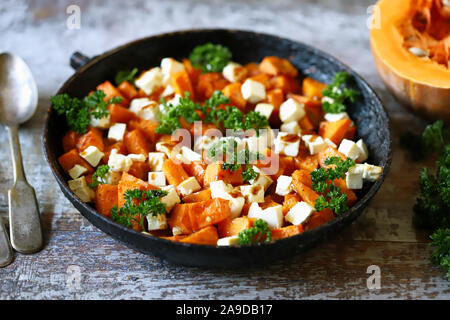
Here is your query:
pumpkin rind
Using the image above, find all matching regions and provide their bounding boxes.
[370,0,450,123]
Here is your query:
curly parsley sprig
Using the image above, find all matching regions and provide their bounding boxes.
[114,68,139,86]
[430,228,450,280]
[310,157,355,215]
[110,189,168,230]
[89,165,110,188]
[400,120,450,161]
[50,90,122,133]
[156,91,268,135]
[321,72,359,114]
[189,43,232,73]
[208,137,264,183]
[238,219,272,245]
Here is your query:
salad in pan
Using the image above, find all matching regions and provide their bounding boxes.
[52,43,382,246]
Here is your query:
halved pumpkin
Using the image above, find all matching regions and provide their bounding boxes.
[370,0,450,122]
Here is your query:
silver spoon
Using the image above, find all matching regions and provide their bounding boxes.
[0,53,43,262]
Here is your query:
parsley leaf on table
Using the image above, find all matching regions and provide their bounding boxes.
[238,219,272,245]
[110,189,168,230]
[189,43,232,73]
[429,228,450,280]
[114,67,139,86]
[400,120,450,161]
[50,90,122,134]
[413,145,450,230]
[321,72,359,114]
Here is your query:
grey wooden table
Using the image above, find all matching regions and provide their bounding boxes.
[0,0,448,299]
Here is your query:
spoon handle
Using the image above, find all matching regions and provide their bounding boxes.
[7,125,43,253]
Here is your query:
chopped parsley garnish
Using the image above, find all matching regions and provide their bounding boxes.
[400,120,450,161]
[189,43,232,73]
[208,137,263,182]
[155,91,268,135]
[110,189,168,230]
[50,90,122,133]
[321,72,359,114]
[114,67,139,86]
[430,228,450,280]
[89,165,110,188]
[156,92,201,134]
[238,219,272,245]
[310,157,355,215]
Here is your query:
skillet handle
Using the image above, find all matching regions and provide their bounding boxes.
[70,51,91,70]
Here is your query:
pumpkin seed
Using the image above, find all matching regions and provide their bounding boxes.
[442,0,450,7]
[408,46,429,57]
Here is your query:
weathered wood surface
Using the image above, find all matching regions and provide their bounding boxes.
[0,0,448,299]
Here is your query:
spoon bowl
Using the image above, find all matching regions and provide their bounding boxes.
[0,53,38,126]
[0,52,43,258]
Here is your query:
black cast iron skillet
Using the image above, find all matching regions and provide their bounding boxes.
[43,29,392,268]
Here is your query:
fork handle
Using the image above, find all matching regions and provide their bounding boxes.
[7,125,43,253]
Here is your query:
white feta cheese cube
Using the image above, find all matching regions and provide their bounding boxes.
[148,172,166,187]
[362,163,382,182]
[160,185,181,213]
[356,139,369,162]
[135,67,163,95]
[161,58,185,84]
[338,139,360,161]
[254,103,274,119]
[210,180,233,199]
[155,141,181,158]
[194,135,219,153]
[279,98,305,122]
[217,235,240,246]
[79,146,104,167]
[148,152,167,172]
[274,132,301,157]
[324,112,350,122]
[127,153,147,162]
[146,213,168,231]
[280,121,301,134]
[246,131,273,154]
[241,79,266,104]
[129,98,160,121]
[240,184,265,203]
[68,176,95,202]
[275,175,293,196]
[108,123,127,141]
[177,177,201,197]
[210,180,245,218]
[248,166,273,191]
[104,170,122,185]
[346,165,364,189]
[227,196,246,219]
[108,149,133,172]
[90,114,110,129]
[68,164,88,180]
[302,135,327,155]
[248,202,263,217]
[249,205,284,229]
[285,201,316,225]
[222,62,247,83]
[176,146,202,164]
[324,138,337,149]
[161,84,175,98]
[130,98,152,112]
